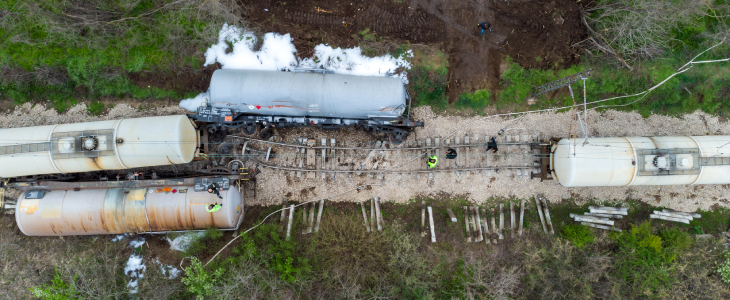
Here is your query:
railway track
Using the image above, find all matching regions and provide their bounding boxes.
[228,133,550,181]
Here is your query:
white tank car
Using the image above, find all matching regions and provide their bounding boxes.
[551,136,730,187]
[15,185,242,236]
[0,115,198,178]
[208,69,408,118]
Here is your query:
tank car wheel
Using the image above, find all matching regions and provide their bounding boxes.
[218,143,234,155]
[259,128,274,140]
[240,123,257,136]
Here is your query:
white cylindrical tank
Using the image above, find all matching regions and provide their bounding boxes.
[551,136,730,187]
[15,186,243,236]
[0,115,198,178]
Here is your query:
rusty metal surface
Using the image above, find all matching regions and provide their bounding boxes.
[15,180,247,236]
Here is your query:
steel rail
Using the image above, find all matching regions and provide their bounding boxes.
[231,135,540,150]
[254,161,533,174]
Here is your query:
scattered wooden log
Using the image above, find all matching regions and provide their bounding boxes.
[588,206,628,215]
[649,214,690,224]
[307,202,316,234]
[535,197,548,234]
[653,210,693,220]
[361,201,371,232]
[663,209,701,219]
[581,222,622,232]
[519,199,525,236]
[286,204,295,241]
[573,215,615,226]
[472,206,483,242]
[374,197,383,231]
[490,208,498,244]
[499,204,504,240]
[315,200,324,233]
[584,212,623,219]
[428,206,436,243]
[279,199,288,232]
[302,202,309,235]
[481,207,490,245]
[421,201,426,237]
[510,202,516,238]
[464,206,472,243]
[447,208,457,222]
[541,197,554,235]
[370,198,376,232]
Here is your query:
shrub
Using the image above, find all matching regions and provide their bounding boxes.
[30,267,80,300]
[87,101,105,116]
[236,224,310,282]
[562,224,595,249]
[717,252,730,284]
[456,89,490,112]
[182,257,224,299]
[612,222,675,297]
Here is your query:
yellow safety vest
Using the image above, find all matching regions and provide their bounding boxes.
[207,204,222,213]
[428,156,438,168]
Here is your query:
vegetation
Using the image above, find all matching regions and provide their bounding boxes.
[561,223,595,249]
[29,267,80,300]
[718,252,730,284]
[9,197,730,299]
[409,47,449,111]
[0,0,244,111]
[497,47,730,117]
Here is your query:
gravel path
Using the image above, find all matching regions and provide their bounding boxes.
[3,103,729,212]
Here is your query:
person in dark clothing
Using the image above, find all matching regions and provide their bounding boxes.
[478,22,491,35]
[487,137,498,153]
[207,183,223,199]
[446,148,457,159]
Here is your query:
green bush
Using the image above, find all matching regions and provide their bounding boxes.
[561,224,595,249]
[718,252,730,284]
[87,101,105,116]
[30,267,80,300]
[182,257,224,299]
[235,224,310,282]
[612,222,675,297]
[456,89,490,112]
[410,66,448,110]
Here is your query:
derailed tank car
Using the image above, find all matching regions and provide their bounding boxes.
[550,136,730,187]
[14,177,246,236]
[189,69,423,143]
[0,115,198,179]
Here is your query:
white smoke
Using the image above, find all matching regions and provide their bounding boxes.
[179,92,209,112]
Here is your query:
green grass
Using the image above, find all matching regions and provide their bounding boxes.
[561,224,595,249]
[0,0,240,111]
[497,46,730,117]
[409,48,449,110]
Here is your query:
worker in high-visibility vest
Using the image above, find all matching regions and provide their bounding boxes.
[207,203,222,213]
[427,155,438,168]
